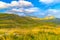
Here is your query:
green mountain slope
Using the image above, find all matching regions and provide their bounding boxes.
[0,14,40,28]
[0,13,60,28]
[39,18,60,26]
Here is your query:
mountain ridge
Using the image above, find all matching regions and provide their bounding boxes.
[0,13,60,28]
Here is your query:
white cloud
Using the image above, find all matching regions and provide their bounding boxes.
[6,7,39,14]
[40,0,54,4]
[0,1,9,8]
[45,9,60,17]
[39,0,60,4]
[25,7,39,13]
[9,1,33,7]
[10,1,19,7]
[0,0,33,8]
[10,8,24,13]
[18,1,33,7]
[0,0,60,18]
[47,9,60,14]
[0,0,38,15]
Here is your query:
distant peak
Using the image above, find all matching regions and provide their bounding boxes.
[44,16,55,20]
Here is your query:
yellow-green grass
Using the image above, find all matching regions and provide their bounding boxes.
[0,13,60,40]
[0,27,59,40]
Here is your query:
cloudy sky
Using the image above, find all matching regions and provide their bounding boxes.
[0,0,60,18]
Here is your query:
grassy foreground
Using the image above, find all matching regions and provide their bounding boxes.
[0,13,60,40]
[0,27,60,40]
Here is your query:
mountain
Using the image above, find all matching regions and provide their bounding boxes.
[40,18,60,25]
[0,13,40,28]
[0,13,60,28]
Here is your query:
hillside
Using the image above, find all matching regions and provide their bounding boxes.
[0,13,60,29]
[0,13,60,40]
[0,13,38,28]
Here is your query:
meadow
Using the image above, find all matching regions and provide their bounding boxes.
[0,13,60,40]
[0,27,60,40]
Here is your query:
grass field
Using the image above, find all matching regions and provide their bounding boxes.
[0,13,60,40]
[0,27,60,40]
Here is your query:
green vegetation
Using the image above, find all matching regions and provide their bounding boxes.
[0,33,60,40]
[0,13,60,40]
[0,13,38,28]
[0,13,59,28]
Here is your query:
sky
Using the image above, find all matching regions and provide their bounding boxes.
[0,0,60,18]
